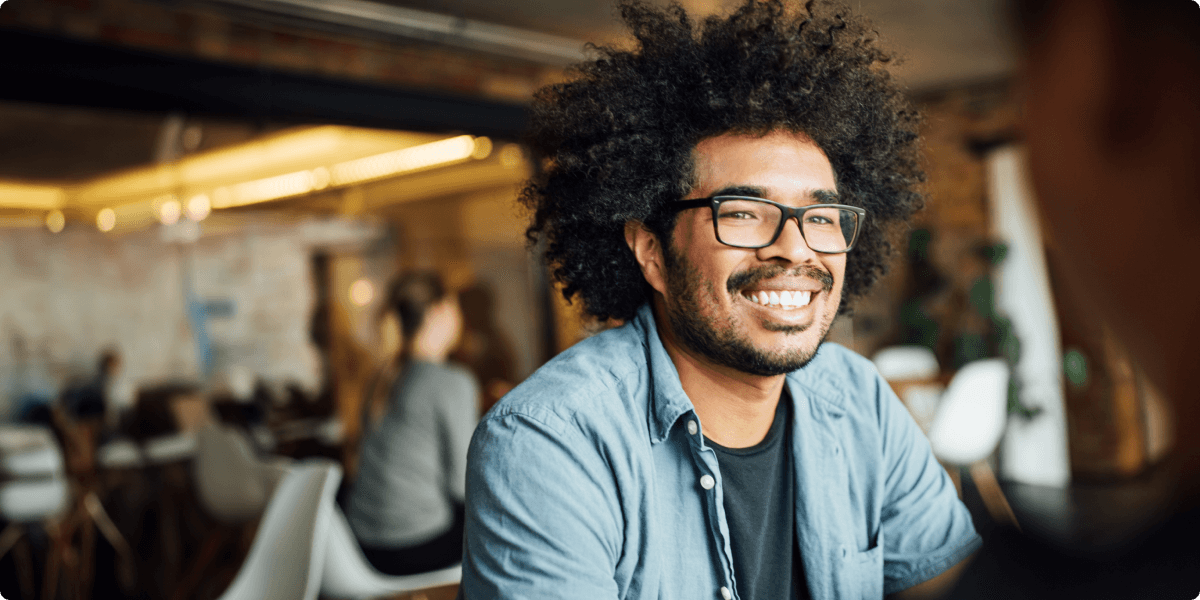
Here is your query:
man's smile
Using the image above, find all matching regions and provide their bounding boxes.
[740,288,812,309]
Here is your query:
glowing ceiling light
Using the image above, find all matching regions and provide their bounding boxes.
[214,170,316,209]
[330,135,476,186]
[157,197,182,225]
[187,194,212,221]
[312,167,331,190]
[45,209,65,233]
[471,136,493,160]
[96,208,116,232]
[0,182,65,210]
[349,278,375,307]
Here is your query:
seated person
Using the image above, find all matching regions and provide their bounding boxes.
[460,2,979,598]
[346,271,479,575]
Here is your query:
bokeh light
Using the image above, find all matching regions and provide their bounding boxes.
[349,278,375,307]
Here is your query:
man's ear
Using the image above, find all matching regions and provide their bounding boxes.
[624,221,668,295]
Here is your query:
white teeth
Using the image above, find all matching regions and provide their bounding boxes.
[743,290,815,309]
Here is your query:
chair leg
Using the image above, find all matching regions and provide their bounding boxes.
[42,521,66,600]
[12,532,36,600]
[84,492,137,593]
[969,460,1021,530]
[0,523,22,562]
[171,527,229,600]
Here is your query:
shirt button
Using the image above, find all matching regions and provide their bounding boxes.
[687,420,699,435]
[700,474,715,490]
[720,586,732,600]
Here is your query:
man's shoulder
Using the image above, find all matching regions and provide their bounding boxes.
[480,324,650,437]
[790,342,887,413]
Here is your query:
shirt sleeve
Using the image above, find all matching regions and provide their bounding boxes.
[460,411,622,599]
[440,366,480,503]
[877,376,982,594]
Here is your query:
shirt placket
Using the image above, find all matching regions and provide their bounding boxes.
[685,414,740,600]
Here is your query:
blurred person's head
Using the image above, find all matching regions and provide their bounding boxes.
[387,271,463,363]
[1015,0,1200,481]
[523,0,925,338]
[98,347,122,379]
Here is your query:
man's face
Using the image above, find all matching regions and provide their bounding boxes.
[658,130,845,376]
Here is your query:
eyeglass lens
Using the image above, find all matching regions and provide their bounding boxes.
[715,198,858,251]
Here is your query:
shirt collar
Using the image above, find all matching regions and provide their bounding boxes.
[633,303,697,444]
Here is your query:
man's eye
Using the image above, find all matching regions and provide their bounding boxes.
[720,211,758,220]
[805,215,834,225]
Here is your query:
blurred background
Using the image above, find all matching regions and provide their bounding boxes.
[0,0,1176,598]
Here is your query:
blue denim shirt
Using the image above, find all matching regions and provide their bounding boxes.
[461,304,980,599]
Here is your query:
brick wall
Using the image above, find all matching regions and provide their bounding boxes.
[0,217,366,419]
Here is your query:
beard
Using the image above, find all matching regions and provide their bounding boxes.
[661,246,836,377]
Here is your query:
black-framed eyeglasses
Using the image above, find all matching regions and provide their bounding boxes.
[672,196,867,253]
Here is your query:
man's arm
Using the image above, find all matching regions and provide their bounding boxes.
[886,553,976,600]
[875,372,982,596]
[460,410,622,599]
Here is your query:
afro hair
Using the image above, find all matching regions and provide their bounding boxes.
[522,0,925,322]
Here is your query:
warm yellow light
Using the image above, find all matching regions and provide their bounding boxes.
[349,278,375,307]
[330,135,476,186]
[223,170,312,207]
[158,197,182,225]
[45,209,65,233]
[187,194,211,221]
[500,144,524,168]
[96,208,116,232]
[0,182,65,210]
[471,137,493,160]
[312,167,331,190]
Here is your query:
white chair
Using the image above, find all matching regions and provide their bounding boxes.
[0,425,70,599]
[319,474,461,599]
[216,460,340,600]
[873,345,944,433]
[927,358,1021,529]
[173,423,290,600]
[872,345,940,381]
[194,423,289,522]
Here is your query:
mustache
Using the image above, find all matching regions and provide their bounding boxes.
[726,264,834,295]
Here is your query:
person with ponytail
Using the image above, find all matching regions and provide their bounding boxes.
[346,271,480,575]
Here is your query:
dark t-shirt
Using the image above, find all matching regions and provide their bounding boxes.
[706,393,810,600]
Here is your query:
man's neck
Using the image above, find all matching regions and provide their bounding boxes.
[652,305,788,449]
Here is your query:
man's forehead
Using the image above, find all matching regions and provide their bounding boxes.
[689,131,838,200]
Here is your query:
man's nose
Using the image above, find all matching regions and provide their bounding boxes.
[757,216,818,264]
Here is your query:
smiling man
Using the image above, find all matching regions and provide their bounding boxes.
[459,1,980,599]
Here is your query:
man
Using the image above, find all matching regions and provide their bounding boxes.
[460,1,980,598]
[951,0,1200,597]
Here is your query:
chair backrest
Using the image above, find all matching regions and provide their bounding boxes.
[0,425,64,478]
[320,486,462,599]
[872,345,940,382]
[194,424,276,523]
[928,359,1010,465]
[0,425,69,523]
[216,460,340,600]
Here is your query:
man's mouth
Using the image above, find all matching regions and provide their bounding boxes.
[740,289,813,309]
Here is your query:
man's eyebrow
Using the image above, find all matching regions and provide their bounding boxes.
[812,189,840,203]
[710,185,767,198]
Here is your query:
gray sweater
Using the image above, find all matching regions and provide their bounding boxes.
[347,360,478,548]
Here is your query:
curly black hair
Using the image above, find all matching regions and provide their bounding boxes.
[522,0,924,322]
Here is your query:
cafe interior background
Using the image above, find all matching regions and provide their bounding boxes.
[0,0,1176,597]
